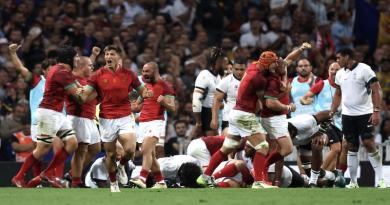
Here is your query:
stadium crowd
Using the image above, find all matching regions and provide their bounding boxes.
[0,0,390,191]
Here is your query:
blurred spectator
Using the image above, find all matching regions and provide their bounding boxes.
[170,0,196,32]
[0,103,27,140]
[331,10,354,51]
[165,120,190,156]
[9,116,33,162]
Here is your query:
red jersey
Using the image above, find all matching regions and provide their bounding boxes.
[234,63,268,113]
[139,79,175,122]
[260,74,289,117]
[39,64,76,112]
[310,77,336,94]
[29,73,42,88]
[66,76,97,119]
[201,135,225,155]
[87,66,142,119]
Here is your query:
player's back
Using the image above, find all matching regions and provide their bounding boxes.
[40,64,75,112]
[234,63,267,113]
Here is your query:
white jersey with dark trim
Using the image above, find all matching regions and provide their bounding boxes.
[288,114,319,145]
[194,69,221,108]
[217,74,241,121]
[158,155,200,180]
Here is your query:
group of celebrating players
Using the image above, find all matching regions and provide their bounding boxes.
[8,40,387,192]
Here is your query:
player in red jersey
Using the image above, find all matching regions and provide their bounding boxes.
[197,51,279,188]
[129,62,175,189]
[65,55,100,187]
[77,45,151,192]
[259,43,311,186]
[14,45,80,188]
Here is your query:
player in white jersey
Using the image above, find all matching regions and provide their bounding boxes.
[192,47,225,137]
[211,58,246,135]
[288,110,341,187]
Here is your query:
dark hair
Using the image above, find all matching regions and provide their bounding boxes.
[56,45,77,67]
[207,47,225,67]
[174,120,188,129]
[21,115,31,125]
[104,45,121,54]
[337,48,354,59]
[233,57,247,65]
[177,162,202,188]
[41,59,57,70]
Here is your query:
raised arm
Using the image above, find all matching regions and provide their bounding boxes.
[8,44,31,80]
[90,46,101,64]
[284,42,312,66]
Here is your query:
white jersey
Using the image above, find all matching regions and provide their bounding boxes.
[85,157,135,188]
[288,114,319,145]
[217,74,241,121]
[158,155,200,180]
[194,69,221,108]
[335,63,376,116]
[268,164,292,188]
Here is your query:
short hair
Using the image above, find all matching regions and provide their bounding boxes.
[177,162,202,188]
[56,45,77,65]
[104,45,121,54]
[174,120,188,129]
[337,48,354,59]
[41,59,57,70]
[233,57,247,65]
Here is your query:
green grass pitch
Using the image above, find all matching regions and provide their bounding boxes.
[1,188,389,205]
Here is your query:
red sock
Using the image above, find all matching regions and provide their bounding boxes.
[204,150,227,176]
[152,170,164,183]
[265,151,283,167]
[241,166,254,185]
[15,154,39,179]
[217,181,231,188]
[253,152,267,181]
[339,163,347,172]
[43,148,68,176]
[139,169,149,182]
[109,171,116,182]
[32,161,43,177]
[72,177,81,187]
[212,163,238,179]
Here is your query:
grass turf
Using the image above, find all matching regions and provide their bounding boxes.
[0,188,389,205]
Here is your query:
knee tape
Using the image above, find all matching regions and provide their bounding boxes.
[253,141,269,150]
[57,129,76,141]
[223,138,241,149]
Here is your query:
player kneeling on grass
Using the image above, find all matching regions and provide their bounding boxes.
[288,110,345,187]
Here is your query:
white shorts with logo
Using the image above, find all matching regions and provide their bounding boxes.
[68,115,100,144]
[228,109,266,138]
[186,138,210,167]
[36,108,73,143]
[261,114,289,139]
[138,120,165,144]
[99,115,136,142]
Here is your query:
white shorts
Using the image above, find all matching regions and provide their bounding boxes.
[36,108,74,143]
[31,124,38,142]
[228,109,266,138]
[138,120,166,144]
[186,138,210,167]
[99,115,136,142]
[213,161,242,183]
[67,115,100,144]
[261,115,289,139]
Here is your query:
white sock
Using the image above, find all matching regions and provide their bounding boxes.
[324,170,335,181]
[368,150,383,186]
[309,170,320,185]
[347,151,358,184]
